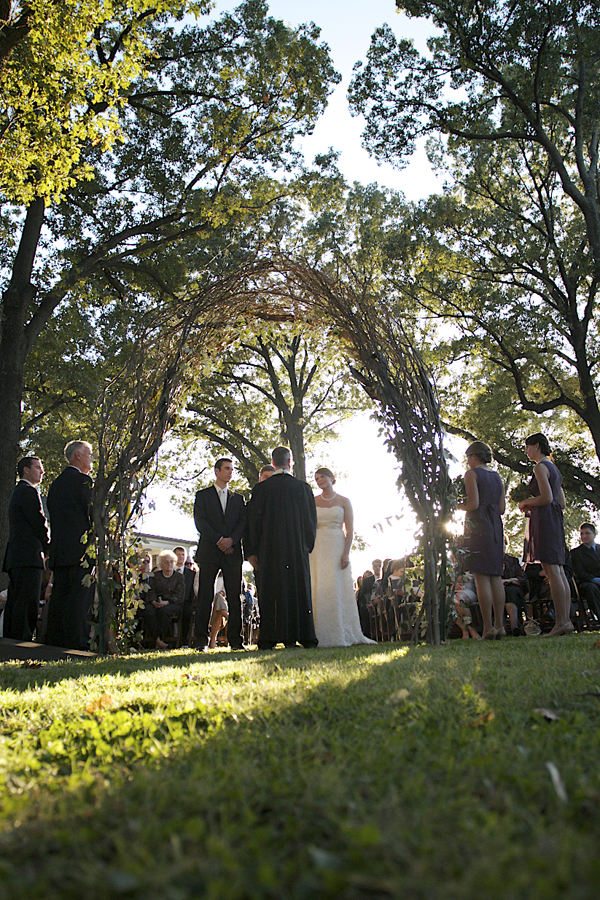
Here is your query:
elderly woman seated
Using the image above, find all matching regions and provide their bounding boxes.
[141,549,185,649]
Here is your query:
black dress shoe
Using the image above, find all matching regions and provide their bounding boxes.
[229,645,246,651]
[257,641,275,650]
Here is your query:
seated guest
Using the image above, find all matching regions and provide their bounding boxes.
[502,549,527,635]
[387,559,405,596]
[208,586,229,649]
[571,523,600,624]
[357,567,376,639]
[141,550,185,649]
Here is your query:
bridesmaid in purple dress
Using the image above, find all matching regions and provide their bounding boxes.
[518,432,572,637]
[461,441,506,639]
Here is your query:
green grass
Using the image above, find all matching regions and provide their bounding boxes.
[1,637,600,899]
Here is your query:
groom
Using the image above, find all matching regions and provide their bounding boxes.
[194,458,247,650]
[248,447,317,649]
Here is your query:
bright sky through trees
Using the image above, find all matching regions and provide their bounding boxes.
[140,1,449,570]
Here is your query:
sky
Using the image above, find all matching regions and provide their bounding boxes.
[212,0,443,201]
[139,1,462,576]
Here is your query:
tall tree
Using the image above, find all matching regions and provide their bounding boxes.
[182,325,370,484]
[0,1,210,204]
[0,0,338,572]
[349,0,600,501]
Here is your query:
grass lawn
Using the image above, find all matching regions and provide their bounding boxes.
[1,636,600,899]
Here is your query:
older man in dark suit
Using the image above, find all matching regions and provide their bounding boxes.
[2,456,50,641]
[571,522,600,623]
[194,458,247,651]
[45,440,94,650]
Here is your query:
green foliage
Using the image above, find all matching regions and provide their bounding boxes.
[0,1,212,204]
[349,2,600,507]
[179,322,370,485]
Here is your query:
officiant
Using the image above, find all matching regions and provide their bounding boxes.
[248,447,317,649]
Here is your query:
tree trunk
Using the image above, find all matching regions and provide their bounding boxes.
[287,421,307,482]
[0,198,45,586]
[422,518,440,645]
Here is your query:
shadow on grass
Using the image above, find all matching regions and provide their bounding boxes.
[0,641,409,692]
[2,639,600,899]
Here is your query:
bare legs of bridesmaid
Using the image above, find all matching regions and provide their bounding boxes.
[474,574,506,638]
[541,563,573,636]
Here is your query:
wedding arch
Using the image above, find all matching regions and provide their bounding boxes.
[93,257,452,649]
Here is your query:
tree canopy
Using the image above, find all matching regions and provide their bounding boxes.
[0,0,339,572]
[180,325,370,485]
[348,0,600,504]
[0,0,214,204]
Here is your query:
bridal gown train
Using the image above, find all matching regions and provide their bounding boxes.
[309,505,376,648]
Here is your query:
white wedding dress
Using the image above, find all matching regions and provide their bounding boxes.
[309,505,376,648]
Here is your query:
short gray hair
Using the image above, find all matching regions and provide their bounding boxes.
[64,440,92,463]
[157,549,177,566]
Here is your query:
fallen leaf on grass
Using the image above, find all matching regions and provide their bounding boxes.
[386,688,410,704]
[20,660,43,669]
[593,639,600,649]
[473,681,486,694]
[181,673,202,683]
[464,710,495,727]
[546,761,568,803]
[533,707,560,722]
[86,694,113,713]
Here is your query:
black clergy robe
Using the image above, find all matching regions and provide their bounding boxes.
[249,471,318,646]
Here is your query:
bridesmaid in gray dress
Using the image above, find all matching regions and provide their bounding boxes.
[518,432,572,636]
[461,441,506,639]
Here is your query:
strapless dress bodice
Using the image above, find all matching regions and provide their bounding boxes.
[316,505,344,530]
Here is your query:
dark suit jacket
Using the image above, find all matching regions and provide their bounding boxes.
[571,543,600,584]
[248,472,317,561]
[194,485,246,566]
[2,480,50,572]
[179,566,196,605]
[502,554,527,587]
[145,570,185,610]
[47,466,93,568]
[358,573,375,608]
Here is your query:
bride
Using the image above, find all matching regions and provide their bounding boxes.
[310,467,375,647]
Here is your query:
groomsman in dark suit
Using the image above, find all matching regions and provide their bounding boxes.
[571,523,600,622]
[2,457,50,641]
[45,440,94,650]
[194,458,247,651]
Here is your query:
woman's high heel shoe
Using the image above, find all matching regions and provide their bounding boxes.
[482,628,497,640]
[495,627,507,639]
[543,621,575,637]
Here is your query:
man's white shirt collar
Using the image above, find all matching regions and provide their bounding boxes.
[215,482,228,511]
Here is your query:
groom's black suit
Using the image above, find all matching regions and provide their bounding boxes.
[194,485,247,649]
